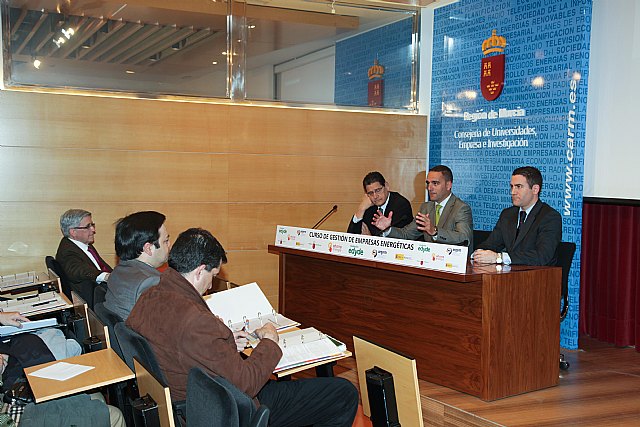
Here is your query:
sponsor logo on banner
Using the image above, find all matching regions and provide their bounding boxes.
[348,246,364,257]
[395,253,405,260]
[480,30,506,101]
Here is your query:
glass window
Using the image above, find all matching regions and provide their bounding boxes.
[2,0,418,111]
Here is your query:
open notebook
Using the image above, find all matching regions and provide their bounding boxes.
[206,282,299,332]
[272,327,347,373]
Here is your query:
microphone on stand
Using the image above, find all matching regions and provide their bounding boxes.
[312,205,338,229]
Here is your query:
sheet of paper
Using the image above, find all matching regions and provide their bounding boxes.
[29,362,95,381]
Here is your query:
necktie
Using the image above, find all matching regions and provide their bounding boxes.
[88,245,112,273]
[516,210,526,238]
[435,204,442,225]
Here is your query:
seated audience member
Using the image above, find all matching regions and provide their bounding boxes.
[56,209,112,306]
[104,211,170,321]
[0,312,124,427]
[373,165,473,246]
[347,171,413,236]
[472,166,561,266]
[127,228,358,427]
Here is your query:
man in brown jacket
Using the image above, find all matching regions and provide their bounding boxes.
[127,228,358,427]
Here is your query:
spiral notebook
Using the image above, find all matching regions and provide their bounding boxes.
[273,327,347,373]
[206,282,300,332]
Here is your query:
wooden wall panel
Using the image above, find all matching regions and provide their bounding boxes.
[1,91,229,152]
[222,250,279,306]
[228,154,425,203]
[228,106,427,158]
[0,90,426,309]
[0,202,228,274]
[0,147,229,202]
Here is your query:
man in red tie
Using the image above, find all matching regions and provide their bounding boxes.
[56,209,112,307]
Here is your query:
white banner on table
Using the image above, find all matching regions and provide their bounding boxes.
[275,225,468,274]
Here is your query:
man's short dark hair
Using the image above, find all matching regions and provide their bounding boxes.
[115,211,166,261]
[513,166,543,191]
[362,171,386,190]
[429,165,453,183]
[169,228,227,274]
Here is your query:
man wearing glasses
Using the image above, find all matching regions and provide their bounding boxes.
[372,165,473,247]
[56,209,112,306]
[347,171,413,236]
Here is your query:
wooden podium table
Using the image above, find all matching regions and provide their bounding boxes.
[269,245,561,401]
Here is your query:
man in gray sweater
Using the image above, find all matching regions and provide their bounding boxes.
[104,211,170,320]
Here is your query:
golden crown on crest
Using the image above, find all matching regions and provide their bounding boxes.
[482,29,507,55]
[368,59,385,80]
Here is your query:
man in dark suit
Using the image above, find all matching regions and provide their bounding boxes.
[347,171,413,236]
[472,166,562,266]
[372,165,473,246]
[56,209,112,307]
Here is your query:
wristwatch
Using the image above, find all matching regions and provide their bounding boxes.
[496,253,503,264]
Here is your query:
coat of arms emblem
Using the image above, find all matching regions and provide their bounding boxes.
[481,30,507,101]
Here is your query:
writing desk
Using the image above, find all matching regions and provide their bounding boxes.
[269,244,561,401]
[24,348,134,403]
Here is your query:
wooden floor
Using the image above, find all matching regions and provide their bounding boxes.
[302,336,640,426]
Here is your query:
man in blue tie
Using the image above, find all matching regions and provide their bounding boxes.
[472,166,562,266]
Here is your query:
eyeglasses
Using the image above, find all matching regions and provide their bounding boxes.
[366,187,385,197]
[72,222,96,230]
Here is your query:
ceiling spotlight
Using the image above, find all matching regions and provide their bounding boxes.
[125,70,135,74]
[221,51,228,55]
[211,61,218,65]
[248,25,256,29]
[33,58,41,69]
[62,27,75,39]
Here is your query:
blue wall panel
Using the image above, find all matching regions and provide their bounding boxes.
[335,18,413,108]
[430,0,592,349]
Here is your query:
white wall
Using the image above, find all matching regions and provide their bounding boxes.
[583,0,640,200]
[275,47,335,104]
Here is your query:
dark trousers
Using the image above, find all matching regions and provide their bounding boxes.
[257,377,358,427]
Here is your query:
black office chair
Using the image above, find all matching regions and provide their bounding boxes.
[45,255,72,300]
[94,285,107,306]
[114,323,164,377]
[187,367,269,427]
[556,242,576,321]
[556,241,576,370]
[114,323,186,424]
[472,229,491,252]
[94,303,124,360]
